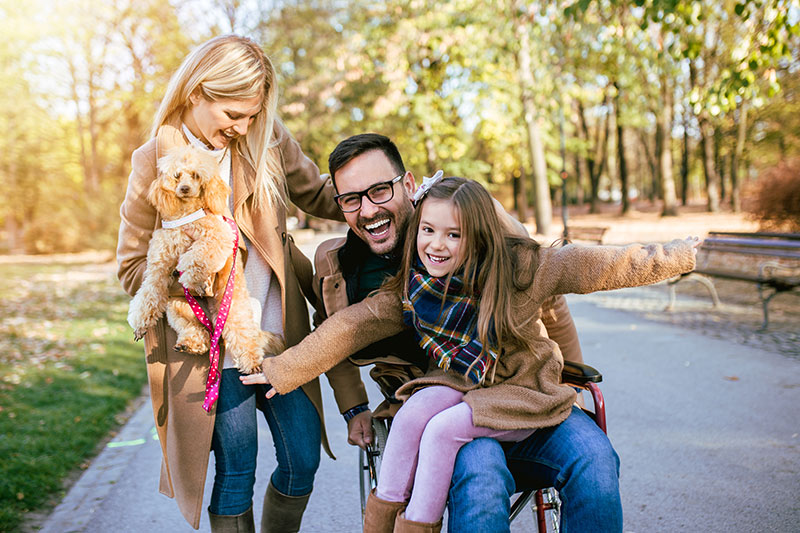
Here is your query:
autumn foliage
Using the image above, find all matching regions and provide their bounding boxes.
[743,159,800,232]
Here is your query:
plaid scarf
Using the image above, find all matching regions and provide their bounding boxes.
[402,265,497,384]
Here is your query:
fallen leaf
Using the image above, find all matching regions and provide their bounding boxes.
[724,376,740,381]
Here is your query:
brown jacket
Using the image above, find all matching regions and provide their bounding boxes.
[263,239,695,430]
[116,116,364,528]
[312,236,584,371]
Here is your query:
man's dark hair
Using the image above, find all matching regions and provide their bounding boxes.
[328,133,406,190]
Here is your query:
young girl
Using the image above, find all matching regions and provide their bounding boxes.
[244,177,699,533]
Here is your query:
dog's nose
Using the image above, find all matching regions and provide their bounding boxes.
[179,185,190,195]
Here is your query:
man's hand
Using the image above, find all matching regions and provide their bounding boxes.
[347,410,374,449]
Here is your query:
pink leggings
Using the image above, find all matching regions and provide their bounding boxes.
[375,386,534,523]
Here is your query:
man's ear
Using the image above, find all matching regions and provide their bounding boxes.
[402,171,416,196]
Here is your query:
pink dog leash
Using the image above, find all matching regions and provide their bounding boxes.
[180,216,239,412]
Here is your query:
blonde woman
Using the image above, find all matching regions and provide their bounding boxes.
[116,35,366,532]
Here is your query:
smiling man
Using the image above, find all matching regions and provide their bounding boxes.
[313,133,623,533]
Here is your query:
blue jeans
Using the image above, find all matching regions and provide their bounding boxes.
[209,369,321,515]
[447,406,622,533]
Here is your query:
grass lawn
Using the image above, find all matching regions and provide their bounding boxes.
[0,257,146,532]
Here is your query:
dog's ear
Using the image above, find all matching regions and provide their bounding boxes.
[203,174,231,215]
[147,174,182,217]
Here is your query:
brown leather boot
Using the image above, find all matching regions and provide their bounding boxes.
[393,511,442,533]
[260,481,311,533]
[208,507,255,533]
[363,490,407,533]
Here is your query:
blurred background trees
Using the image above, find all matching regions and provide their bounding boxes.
[0,0,797,253]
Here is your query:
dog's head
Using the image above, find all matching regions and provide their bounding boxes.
[148,145,231,218]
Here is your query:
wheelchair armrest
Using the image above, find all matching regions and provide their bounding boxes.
[562,360,602,385]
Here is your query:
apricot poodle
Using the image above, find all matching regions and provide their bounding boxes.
[127,144,283,374]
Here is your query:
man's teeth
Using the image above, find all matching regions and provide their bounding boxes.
[365,219,390,231]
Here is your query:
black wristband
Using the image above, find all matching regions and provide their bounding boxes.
[342,403,370,423]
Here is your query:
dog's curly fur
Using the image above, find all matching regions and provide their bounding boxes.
[127,145,283,374]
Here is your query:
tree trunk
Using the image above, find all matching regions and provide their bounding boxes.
[514,7,551,235]
[699,117,720,212]
[514,168,529,223]
[639,129,658,203]
[658,72,679,216]
[715,126,726,202]
[578,98,610,214]
[730,101,747,213]
[681,106,690,205]
[419,119,438,170]
[614,82,630,214]
[574,152,585,206]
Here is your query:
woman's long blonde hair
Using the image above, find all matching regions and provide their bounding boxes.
[151,34,284,208]
[387,177,541,366]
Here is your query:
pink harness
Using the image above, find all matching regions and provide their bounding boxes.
[181,216,239,412]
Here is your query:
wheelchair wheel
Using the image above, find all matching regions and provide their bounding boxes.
[510,488,561,532]
[359,418,389,517]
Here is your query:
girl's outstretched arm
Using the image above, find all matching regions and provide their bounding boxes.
[248,290,405,396]
[533,237,700,299]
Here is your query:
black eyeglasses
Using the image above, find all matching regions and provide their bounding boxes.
[333,175,404,213]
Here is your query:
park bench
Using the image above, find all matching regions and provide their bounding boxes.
[564,225,609,245]
[666,231,800,329]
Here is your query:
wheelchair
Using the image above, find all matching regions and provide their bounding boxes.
[358,360,606,533]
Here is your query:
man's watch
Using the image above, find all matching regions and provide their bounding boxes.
[343,403,370,423]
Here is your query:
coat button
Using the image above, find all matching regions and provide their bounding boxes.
[281,231,287,244]
[334,283,339,289]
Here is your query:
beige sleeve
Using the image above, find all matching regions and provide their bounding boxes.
[540,295,583,364]
[276,121,344,222]
[263,291,405,394]
[493,198,528,237]
[532,240,696,300]
[116,145,158,297]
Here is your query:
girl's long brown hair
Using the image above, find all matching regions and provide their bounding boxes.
[385,177,541,376]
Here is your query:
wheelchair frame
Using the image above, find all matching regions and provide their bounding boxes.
[358,360,606,532]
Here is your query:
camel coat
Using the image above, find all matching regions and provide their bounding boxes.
[116,116,365,528]
[263,239,695,431]
[311,235,584,373]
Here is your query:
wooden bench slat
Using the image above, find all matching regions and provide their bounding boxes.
[708,231,800,241]
[700,244,800,259]
[703,238,800,251]
[669,231,800,329]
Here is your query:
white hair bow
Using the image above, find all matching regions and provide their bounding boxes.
[412,170,444,204]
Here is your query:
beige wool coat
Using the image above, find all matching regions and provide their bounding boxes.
[263,239,696,431]
[116,115,365,528]
[311,236,584,372]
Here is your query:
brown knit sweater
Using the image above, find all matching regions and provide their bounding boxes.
[263,239,696,430]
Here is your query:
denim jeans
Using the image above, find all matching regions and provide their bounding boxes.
[209,368,321,515]
[447,406,622,533]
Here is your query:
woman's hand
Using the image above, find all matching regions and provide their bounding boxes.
[240,373,277,399]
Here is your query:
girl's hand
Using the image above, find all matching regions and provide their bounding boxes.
[240,373,278,399]
[686,236,702,256]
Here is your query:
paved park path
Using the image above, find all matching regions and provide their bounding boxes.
[38,233,799,532]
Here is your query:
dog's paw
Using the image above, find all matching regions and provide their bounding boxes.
[129,311,156,340]
[235,353,263,375]
[262,332,285,357]
[178,270,214,296]
[174,333,209,355]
